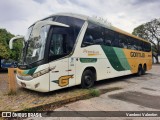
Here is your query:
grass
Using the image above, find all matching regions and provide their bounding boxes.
[23,107,40,112]
[89,89,100,97]
[7,90,17,95]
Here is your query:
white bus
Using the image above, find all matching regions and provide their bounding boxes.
[9,13,152,92]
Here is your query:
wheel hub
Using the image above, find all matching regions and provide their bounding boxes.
[85,76,92,85]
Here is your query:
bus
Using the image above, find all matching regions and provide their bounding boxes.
[9,13,152,92]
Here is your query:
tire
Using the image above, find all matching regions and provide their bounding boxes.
[137,65,143,76]
[81,70,95,89]
[142,65,146,75]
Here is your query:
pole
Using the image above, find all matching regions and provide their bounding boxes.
[8,68,17,94]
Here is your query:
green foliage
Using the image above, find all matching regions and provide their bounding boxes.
[132,18,160,63]
[0,43,10,59]
[0,28,23,61]
[0,29,13,59]
[89,89,100,97]
[132,25,146,39]
[0,29,14,45]
[10,39,23,61]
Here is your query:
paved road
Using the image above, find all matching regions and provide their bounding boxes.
[27,65,160,120]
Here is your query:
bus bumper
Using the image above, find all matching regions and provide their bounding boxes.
[16,73,50,92]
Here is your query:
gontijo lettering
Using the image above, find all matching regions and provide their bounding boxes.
[130,52,145,58]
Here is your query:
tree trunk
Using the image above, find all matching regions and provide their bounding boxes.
[152,52,159,64]
[155,55,159,64]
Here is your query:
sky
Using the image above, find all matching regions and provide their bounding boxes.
[0,0,160,36]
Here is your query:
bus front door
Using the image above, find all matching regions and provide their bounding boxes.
[49,58,69,91]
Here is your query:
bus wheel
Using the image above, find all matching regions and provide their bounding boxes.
[142,64,147,75]
[81,70,95,89]
[137,65,142,76]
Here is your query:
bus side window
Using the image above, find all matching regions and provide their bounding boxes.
[112,32,119,47]
[82,35,94,46]
[139,41,143,51]
[56,16,84,51]
[142,42,146,52]
[49,27,69,61]
[136,41,140,51]
[148,43,151,52]
[143,42,151,52]
[128,38,135,50]
[119,34,128,49]
[104,29,114,46]
[81,22,104,47]
[49,33,67,56]
[145,42,151,52]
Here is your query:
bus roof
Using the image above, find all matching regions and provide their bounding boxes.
[35,13,149,43]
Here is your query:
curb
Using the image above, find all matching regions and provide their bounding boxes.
[16,92,91,112]
[13,87,122,112]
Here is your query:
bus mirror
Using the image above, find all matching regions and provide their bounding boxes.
[31,21,69,38]
[9,35,24,49]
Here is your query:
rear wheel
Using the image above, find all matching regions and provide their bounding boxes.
[81,70,95,89]
[142,64,147,75]
[137,65,143,76]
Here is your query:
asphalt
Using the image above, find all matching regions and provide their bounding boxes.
[25,64,160,119]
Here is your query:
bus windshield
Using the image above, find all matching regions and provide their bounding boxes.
[25,25,50,65]
[20,16,85,66]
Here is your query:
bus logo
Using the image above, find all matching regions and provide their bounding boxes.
[58,75,73,87]
[83,49,100,56]
[130,52,145,58]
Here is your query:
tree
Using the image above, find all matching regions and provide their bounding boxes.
[0,43,10,58]
[0,28,23,68]
[0,29,13,68]
[132,18,160,63]
[0,43,10,68]
[10,40,23,61]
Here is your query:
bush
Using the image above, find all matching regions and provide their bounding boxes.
[89,89,100,97]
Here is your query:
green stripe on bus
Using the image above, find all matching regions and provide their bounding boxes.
[113,47,131,70]
[26,67,37,75]
[101,45,125,71]
[80,58,97,63]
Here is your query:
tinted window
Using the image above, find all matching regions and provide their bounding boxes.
[50,34,67,55]
[104,29,115,46]
[56,16,84,50]
[49,27,71,61]
[81,22,104,47]
[119,34,128,48]
[128,38,136,50]
[145,42,151,52]
[49,16,84,61]
[56,16,84,38]
[136,41,142,51]
[112,33,119,47]
[81,21,151,52]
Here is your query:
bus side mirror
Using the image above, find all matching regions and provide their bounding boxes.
[9,35,24,49]
[31,21,69,38]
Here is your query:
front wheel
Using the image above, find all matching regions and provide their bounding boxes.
[81,70,95,89]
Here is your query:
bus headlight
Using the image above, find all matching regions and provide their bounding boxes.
[32,68,50,78]
[17,73,33,80]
